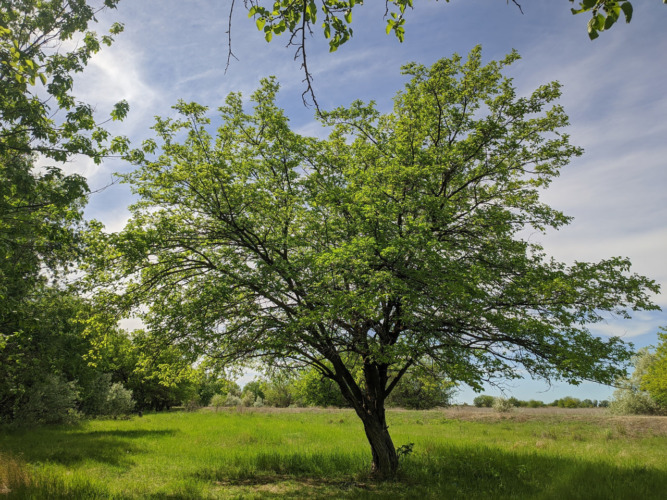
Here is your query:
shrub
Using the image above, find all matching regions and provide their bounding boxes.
[79,373,113,416]
[241,392,255,407]
[609,346,666,415]
[473,395,495,408]
[262,375,295,407]
[223,394,242,407]
[253,397,265,407]
[507,397,523,407]
[15,375,81,425]
[105,383,135,418]
[291,368,348,408]
[492,397,513,413]
[609,389,662,415]
[386,370,455,410]
[184,397,201,412]
[210,393,226,410]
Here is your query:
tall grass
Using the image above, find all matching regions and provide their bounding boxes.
[1,408,665,498]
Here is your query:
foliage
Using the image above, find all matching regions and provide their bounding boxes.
[473,395,496,408]
[641,329,667,407]
[245,1,658,49]
[241,380,266,402]
[568,0,662,40]
[551,396,597,408]
[78,372,113,416]
[610,346,666,415]
[0,0,128,161]
[104,382,135,418]
[14,374,81,425]
[0,0,127,424]
[262,372,298,408]
[241,392,256,407]
[0,287,102,422]
[210,393,226,410]
[291,367,350,408]
[90,47,658,476]
[223,394,242,407]
[492,397,514,413]
[241,1,665,106]
[386,367,455,410]
[198,372,239,406]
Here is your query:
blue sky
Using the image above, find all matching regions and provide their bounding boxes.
[68,1,666,403]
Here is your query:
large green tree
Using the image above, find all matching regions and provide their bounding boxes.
[0,0,127,421]
[89,48,659,477]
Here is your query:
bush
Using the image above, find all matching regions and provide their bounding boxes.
[492,397,513,413]
[184,397,201,412]
[386,370,455,410]
[263,378,294,407]
[253,397,265,408]
[609,346,666,415]
[16,375,81,425]
[527,399,545,408]
[609,389,662,415]
[473,395,495,408]
[223,394,242,407]
[291,369,348,408]
[507,397,523,408]
[210,393,226,410]
[105,383,135,418]
[241,392,255,407]
[79,373,113,416]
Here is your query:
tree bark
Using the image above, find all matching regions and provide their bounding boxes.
[359,408,398,478]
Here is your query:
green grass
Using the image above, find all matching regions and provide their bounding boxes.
[1,407,665,498]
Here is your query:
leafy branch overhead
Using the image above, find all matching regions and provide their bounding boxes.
[240,1,664,106]
[569,0,664,39]
[0,0,129,162]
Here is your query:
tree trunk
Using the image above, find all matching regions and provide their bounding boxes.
[360,410,398,478]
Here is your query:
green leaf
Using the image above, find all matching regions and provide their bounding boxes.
[621,2,633,22]
[265,30,273,42]
[256,17,266,31]
[593,13,605,30]
[604,15,616,30]
[345,10,352,24]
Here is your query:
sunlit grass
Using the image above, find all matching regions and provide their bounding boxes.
[1,407,665,498]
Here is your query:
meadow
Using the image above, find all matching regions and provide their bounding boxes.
[1,407,665,499]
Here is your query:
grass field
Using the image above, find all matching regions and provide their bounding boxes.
[1,407,666,499]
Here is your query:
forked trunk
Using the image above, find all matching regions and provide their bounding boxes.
[360,410,398,478]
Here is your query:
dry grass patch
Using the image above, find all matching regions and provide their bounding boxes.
[0,452,32,495]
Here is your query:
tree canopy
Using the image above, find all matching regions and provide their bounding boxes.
[641,328,667,408]
[0,0,129,422]
[88,47,659,476]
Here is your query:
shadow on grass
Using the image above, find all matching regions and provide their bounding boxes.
[0,427,177,468]
[193,445,667,499]
[3,436,666,498]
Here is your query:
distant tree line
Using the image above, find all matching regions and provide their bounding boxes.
[472,394,610,409]
[200,365,456,411]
